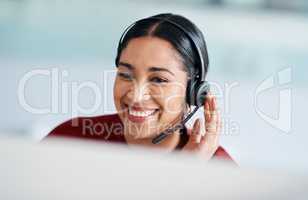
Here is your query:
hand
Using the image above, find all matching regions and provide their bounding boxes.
[182,94,221,160]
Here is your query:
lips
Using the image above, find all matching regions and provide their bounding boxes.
[124,104,159,123]
[129,109,156,117]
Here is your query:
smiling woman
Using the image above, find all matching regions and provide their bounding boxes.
[115,37,188,141]
[46,13,234,162]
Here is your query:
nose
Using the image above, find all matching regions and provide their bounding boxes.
[126,82,151,103]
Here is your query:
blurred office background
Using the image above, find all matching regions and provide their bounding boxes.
[0,0,307,172]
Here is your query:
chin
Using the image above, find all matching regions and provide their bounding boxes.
[130,133,151,140]
[124,123,160,140]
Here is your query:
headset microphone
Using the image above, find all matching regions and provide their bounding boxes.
[151,106,199,144]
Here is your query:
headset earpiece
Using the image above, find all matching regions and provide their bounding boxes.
[195,81,210,107]
[185,79,195,106]
[186,80,210,107]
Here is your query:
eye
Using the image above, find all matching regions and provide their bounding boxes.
[150,77,169,84]
[117,72,133,80]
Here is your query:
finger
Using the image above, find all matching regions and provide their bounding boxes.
[216,109,222,134]
[206,96,217,128]
[204,94,215,122]
[203,110,220,149]
[210,96,216,118]
[212,97,221,135]
[205,111,217,134]
[204,110,216,136]
[202,98,220,148]
[204,100,211,123]
[189,118,201,143]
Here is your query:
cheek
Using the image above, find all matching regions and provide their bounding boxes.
[113,78,127,108]
[155,84,187,117]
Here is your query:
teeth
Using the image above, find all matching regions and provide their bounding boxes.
[129,108,156,117]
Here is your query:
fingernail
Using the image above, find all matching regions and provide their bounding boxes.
[194,118,199,128]
[193,118,200,130]
[196,118,201,131]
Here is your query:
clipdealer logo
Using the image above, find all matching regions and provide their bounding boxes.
[17,67,241,135]
[254,67,292,133]
[17,68,104,116]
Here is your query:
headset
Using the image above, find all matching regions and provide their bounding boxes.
[115,14,210,144]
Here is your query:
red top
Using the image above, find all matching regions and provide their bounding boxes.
[46,114,235,163]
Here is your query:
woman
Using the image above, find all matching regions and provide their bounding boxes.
[47,13,234,162]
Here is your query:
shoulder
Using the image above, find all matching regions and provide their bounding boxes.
[45,113,125,143]
[213,146,235,163]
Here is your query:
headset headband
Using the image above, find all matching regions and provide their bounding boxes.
[117,15,207,82]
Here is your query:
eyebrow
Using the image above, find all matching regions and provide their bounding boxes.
[118,62,175,76]
[118,62,134,70]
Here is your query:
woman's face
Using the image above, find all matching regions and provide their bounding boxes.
[114,36,188,139]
